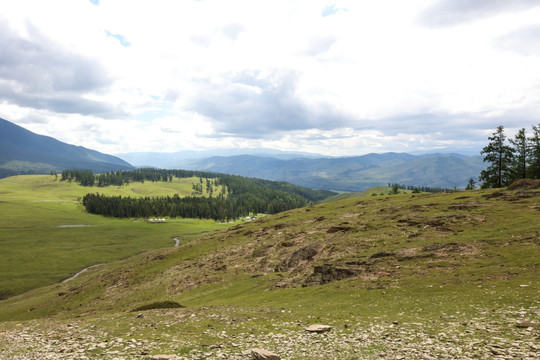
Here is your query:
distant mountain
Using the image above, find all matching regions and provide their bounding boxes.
[116,148,323,168]
[177,153,485,192]
[0,118,134,178]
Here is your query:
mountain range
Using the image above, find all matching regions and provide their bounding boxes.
[119,151,486,192]
[0,118,133,178]
[1,118,485,190]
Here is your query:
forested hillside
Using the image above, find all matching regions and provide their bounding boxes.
[64,168,336,220]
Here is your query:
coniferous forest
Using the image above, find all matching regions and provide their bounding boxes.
[73,168,335,221]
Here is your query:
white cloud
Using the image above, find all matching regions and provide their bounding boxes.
[0,0,539,156]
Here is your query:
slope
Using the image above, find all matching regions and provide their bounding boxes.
[0,174,234,299]
[0,184,537,358]
[0,118,133,177]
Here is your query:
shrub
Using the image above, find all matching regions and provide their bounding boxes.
[131,301,185,312]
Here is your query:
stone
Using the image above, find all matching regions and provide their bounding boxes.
[150,355,182,360]
[250,348,281,360]
[305,324,332,333]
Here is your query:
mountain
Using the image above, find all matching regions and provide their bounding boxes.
[116,148,323,168]
[0,118,134,178]
[173,152,485,192]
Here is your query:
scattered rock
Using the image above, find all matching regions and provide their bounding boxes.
[250,348,281,360]
[151,355,183,360]
[305,324,332,333]
[516,321,540,329]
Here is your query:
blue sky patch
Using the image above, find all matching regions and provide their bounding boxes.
[105,31,131,47]
[89,0,99,5]
[322,4,347,17]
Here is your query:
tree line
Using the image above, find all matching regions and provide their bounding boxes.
[82,186,319,221]
[68,168,335,220]
[387,183,454,194]
[479,124,540,188]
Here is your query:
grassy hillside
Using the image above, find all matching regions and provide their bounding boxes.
[0,175,234,299]
[0,182,538,359]
[322,186,414,202]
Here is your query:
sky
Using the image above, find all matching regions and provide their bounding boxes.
[1,0,540,156]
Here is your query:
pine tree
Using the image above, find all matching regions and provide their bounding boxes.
[528,124,540,179]
[509,128,528,181]
[465,178,476,190]
[479,125,514,188]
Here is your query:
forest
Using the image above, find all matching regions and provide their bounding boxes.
[71,168,335,221]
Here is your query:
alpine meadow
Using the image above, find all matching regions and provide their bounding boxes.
[1,1,540,359]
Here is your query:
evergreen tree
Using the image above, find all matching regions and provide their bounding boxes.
[509,128,528,181]
[465,178,476,190]
[479,125,514,188]
[528,124,540,179]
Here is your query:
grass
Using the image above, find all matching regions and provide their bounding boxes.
[0,177,538,358]
[0,175,235,299]
[323,186,413,202]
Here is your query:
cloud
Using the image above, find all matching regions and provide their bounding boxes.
[303,36,337,56]
[0,20,119,117]
[1,0,539,156]
[221,23,245,41]
[496,25,540,56]
[186,70,350,138]
[418,0,540,27]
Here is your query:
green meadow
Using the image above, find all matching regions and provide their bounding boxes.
[0,175,234,299]
[0,175,538,358]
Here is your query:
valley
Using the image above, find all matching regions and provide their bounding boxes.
[0,174,237,299]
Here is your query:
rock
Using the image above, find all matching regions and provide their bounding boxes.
[516,321,540,329]
[305,324,332,333]
[250,348,281,360]
[151,355,182,360]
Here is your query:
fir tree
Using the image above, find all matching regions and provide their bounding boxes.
[509,128,528,181]
[528,124,540,179]
[479,125,514,188]
[465,178,476,190]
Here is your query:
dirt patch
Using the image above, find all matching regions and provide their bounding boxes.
[278,243,321,271]
[327,226,353,233]
[304,264,358,286]
[483,191,505,199]
[370,251,395,259]
[422,242,478,256]
[508,179,540,190]
[448,202,484,210]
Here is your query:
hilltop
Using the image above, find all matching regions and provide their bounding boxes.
[0,182,538,359]
[0,118,133,178]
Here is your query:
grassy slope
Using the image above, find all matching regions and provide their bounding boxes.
[0,182,538,359]
[0,175,232,298]
[323,186,413,202]
[1,186,538,318]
